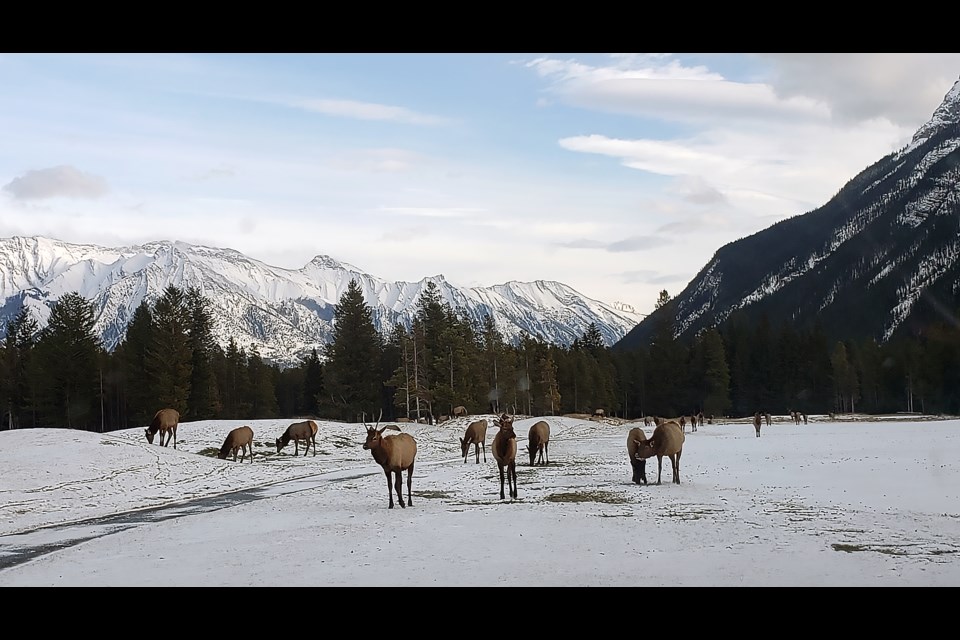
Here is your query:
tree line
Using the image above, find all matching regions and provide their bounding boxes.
[2,282,958,432]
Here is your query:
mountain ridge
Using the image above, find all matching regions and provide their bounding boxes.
[615,76,960,351]
[0,235,644,368]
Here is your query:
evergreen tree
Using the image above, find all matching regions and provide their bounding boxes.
[146,286,193,415]
[301,347,324,416]
[186,288,221,419]
[1,306,39,429]
[700,328,731,417]
[117,301,155,426]
[247,344,279,418]
[33,293,102,429]
[323,279,383,421]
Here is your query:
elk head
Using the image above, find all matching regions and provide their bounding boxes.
[144,428,155,444]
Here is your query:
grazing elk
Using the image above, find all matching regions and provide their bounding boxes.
[453,405,468,418]
[753,412,762,438]
[460,419,488,464]
[276,420,318,456]
[218,426,254,463]
[492,413,518,500]
[634,419,685,485]
[363,411,417,509]
[527,420,550,466]
[145,408,180,449]
[626,427,648,485]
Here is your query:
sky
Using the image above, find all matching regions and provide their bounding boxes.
[2,53,960,315]
[1,413,959,586]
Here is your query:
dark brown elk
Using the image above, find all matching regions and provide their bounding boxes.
[363,411,417,509]
[276,420,318,456]
[527,420,550,466]
[635,419,685,485]
[460,419,488,464]
[492,413,518,500]
[145,408,179,449]
[753,412,762,438]
[626,427,648,485]
[218,426,254,463]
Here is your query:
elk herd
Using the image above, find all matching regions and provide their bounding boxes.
[141,405,807,510]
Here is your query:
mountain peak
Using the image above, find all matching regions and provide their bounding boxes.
[905,76,960,152]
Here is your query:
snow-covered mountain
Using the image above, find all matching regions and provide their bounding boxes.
[0,236,644,367]
[616,76,960,350]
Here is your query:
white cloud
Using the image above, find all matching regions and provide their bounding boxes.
[285,97,450,126]
[3,166,108,200]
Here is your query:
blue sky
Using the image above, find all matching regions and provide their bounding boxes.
[3,53,960,314]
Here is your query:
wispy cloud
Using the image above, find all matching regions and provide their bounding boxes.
[3,166,108,200]
[618,269,689,285]
[558,235,663,252]
[283,98,451,126]
[378,206,484,219]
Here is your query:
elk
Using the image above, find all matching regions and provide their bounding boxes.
[527,420,550,466]
[276,420,318,456]
[145,408,180,449]
[634,419,685,485]
[753,412,762,438]
[452,405,468,418]
[492,412,518,500]
[460,419,488,464]
[363,411,417,509]
[218,426,254,463]
[626,427,648,485]
[765,412,772,427]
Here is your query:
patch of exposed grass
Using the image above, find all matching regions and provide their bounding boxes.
[198,447,221,458]
[414,490,453,499]
[545,490,629,504]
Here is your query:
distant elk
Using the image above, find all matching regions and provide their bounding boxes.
[460,418,488,464]
[527,420,550,466]
[276,420,318,456]
[492,412,518,500]
[218,426,254,463]
[765,412,772,427]
[145,408,180,449]
[363,411,417,509]
[634,419,685,485]
[753,412,762,438]
[453,406,469,418]
[593,408,605,420]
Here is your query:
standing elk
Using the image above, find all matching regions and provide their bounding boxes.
[634,419,685,485]
[626,427,648,485]
[363,411,417,509]
[492,413,518,500]
[276,420,318,456]
[453,405,468,418]
[460,418,488,464]
[527,420,550,466]
[753,412,762,438]
[145,408,180,449]
[218,426,254,463]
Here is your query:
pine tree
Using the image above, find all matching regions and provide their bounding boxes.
[117,301,155,426]
[1,306,39,429]
[146,286,193,415]
[247,343,279,418]
[186,287,221,419]
[700,328,730,417]
[32,292,103,429]
[301,347,323,416]
[323,279,383,421]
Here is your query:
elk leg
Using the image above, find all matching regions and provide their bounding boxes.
[545,443,549,465]
[510,463,518,498]
[675,451,682,484]
[499,464,506,500]
[393,470,405,508]
[406,464,414,507]
[384,468,395,509]
[657,455,664,485]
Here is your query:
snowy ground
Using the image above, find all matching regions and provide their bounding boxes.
[1,413,958,586]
